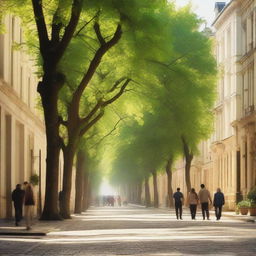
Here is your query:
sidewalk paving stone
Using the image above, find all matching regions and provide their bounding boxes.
[0,205,255,255]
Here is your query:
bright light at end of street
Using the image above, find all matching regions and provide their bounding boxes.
[99,180,117,196]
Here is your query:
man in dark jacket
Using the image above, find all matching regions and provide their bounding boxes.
[173,188,184,220]
[213,188,225,220]
[12,184,25,226]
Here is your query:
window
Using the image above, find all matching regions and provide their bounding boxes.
[10,17,15,87]
[242,72,248,112]
[20,66,23,100]
[28,77,31,108]
[242,64,254,116]
[242,22,247,55]
[249,13,254,51]
[227,28,231,58]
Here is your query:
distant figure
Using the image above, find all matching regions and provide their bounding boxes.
[213,188,225,220]
[103,195,107,206]
[24,183,35,230]
[188,188,199,220]
[117,195,122,207]
[110,196,115,206]
[173,188,183,220]
[12,184,25,226]
[198,184,212,220]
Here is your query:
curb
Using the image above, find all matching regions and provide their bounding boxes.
[0,231,46,236]
[221,213,256,223]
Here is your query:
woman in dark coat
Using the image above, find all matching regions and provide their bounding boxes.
[24,183,35,230]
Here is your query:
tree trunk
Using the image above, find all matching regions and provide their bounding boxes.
[40,82,62,220]
[152,170,159,208]
[82,169,89,211]
[85,182,91,210]
[185,156,193,193]
[182,137,193,194]
[60,146,76,219]
[137,182,142,204]
[132,184,136,203]
[166,157,173,207]
[74,150,85,214]
[144,176,151,207]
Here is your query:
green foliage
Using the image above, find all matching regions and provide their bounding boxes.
[237,200,250,209]
[108,4,216,188]
[2,0,217,192]
[247,187,256,203]
[30,174,39,186]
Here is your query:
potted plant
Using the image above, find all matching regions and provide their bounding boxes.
[247,187,256,216]
[237,200,250,215]
[30,174,39,186]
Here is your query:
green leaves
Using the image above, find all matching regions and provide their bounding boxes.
[2,0,217,188]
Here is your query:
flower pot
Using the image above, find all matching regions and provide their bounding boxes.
[240,207,248,215]
[249,207,256,216]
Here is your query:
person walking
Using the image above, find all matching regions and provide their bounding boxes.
[213,188,225,220]
[24,182,35,230]
[117,195,122,207]
[188,188,199,220]
[12,184,25,226]
[198,184,212,220]
[173,187,184,220]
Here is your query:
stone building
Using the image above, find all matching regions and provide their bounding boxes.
[141,0,256,210]
[168,0,256,210]
[0,15,46,218]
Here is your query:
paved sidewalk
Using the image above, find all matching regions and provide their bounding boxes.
[0,205,255,235]
[0,205,255,255]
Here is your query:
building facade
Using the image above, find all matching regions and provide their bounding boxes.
[166,0,256,210]
[140,0,256,210]
[0,15,46,218]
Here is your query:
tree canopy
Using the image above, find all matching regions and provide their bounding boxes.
[1,0,217,216]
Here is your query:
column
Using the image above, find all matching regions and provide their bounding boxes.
[232,150,236,193]
[240,135,246,194]
[0,106,4,218]
[247,133,253,193]
[5,113,15,218]
[253,9,256,49]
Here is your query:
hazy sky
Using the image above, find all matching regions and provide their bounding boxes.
[175,0,231,26]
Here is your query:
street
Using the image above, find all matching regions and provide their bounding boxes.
[0,206,255,256]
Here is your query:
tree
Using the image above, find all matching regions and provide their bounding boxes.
[165,156,174,207]
[182,137,194,193]
[2,1,216,218]
[74,148,87,214]
[3,0,169,219]
[108,5,217,206]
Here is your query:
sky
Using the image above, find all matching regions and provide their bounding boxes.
[174,0,231,26]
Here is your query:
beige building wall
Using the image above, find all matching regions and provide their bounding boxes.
[169,0,256,210]
[124,1,256,211]
[0,15,46,218]
[235,0,256,197]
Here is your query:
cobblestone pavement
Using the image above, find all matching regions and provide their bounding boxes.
[0,206,256,256]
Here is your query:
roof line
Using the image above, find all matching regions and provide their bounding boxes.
[212,0,234,26]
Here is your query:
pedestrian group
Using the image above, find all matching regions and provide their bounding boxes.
[173,184,225,220]
[11,181,225,230]
[12,181,35,230]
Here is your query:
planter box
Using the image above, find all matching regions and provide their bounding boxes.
[240,207,248,215]
[249,207,256,216]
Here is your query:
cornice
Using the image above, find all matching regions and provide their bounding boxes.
[0,78,45,131]
[240,0,254,14]
[212,0,237,28]
[237,112,256,127]
[237,48,255,64]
